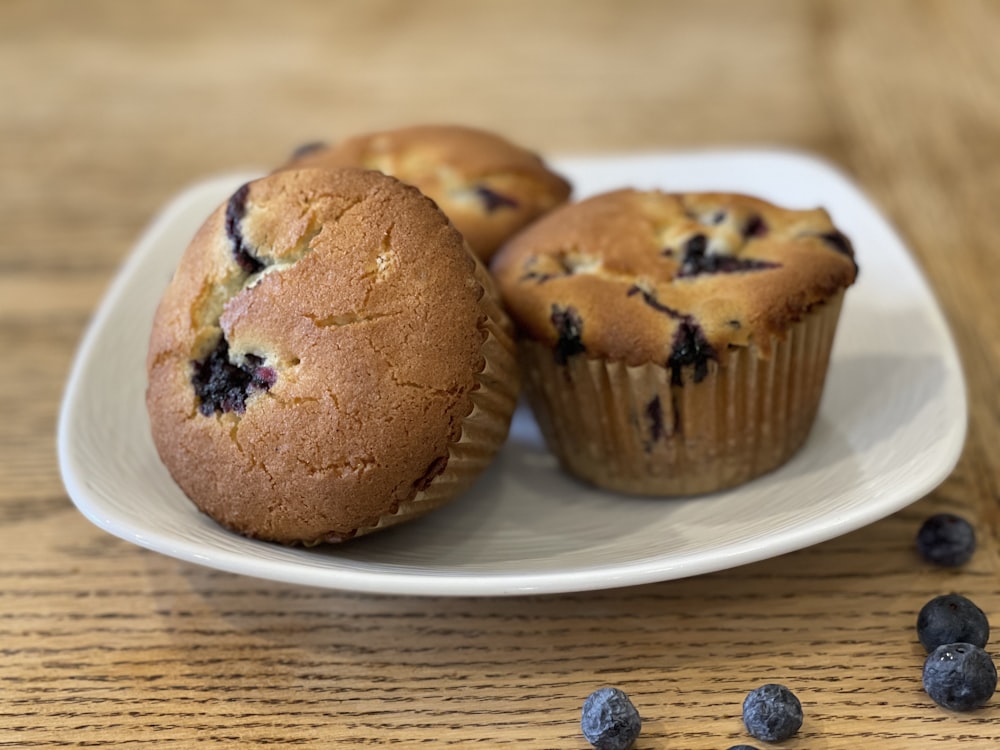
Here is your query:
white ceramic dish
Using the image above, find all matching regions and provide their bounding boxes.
[58,149,966,596]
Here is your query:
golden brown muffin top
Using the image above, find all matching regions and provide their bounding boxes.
[282,124,571,260]
[490,189,858,378]
[146,167,489,543]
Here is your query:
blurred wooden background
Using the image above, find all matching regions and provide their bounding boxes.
[2,1,1000,747]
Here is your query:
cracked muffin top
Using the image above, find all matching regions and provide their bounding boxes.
[490,189,858,377]
[146,167,496,544]
[281,124,572,261]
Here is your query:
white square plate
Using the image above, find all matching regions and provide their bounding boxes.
[58,149,966,596]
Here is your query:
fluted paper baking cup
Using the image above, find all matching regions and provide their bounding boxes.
[350,258,521,538]
[520,292,845,496]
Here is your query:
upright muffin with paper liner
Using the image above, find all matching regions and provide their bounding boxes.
[490,189,858,495]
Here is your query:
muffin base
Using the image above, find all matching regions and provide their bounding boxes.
[330,259,520,541]
[520,292,845,496]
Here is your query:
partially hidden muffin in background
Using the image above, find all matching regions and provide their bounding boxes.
[146,167,520,545]
[281,124,572,262]
[490,190,858,496]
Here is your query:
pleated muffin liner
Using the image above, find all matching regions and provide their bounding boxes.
[520,291,846,496]
[346,258,521,539]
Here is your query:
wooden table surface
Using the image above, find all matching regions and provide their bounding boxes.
[4,1,1000,747]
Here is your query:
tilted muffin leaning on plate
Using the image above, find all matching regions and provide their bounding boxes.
[145,167,520,545]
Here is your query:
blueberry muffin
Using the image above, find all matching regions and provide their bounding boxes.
[490,190,858,495]
[281,125,572,261]
[146,167,519,544]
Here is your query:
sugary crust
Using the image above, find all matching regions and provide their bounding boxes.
[490,190,858,367]
[146,167,508,544]
[282,124,572,261]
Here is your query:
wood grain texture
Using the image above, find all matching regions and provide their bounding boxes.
[2,0,1000,746]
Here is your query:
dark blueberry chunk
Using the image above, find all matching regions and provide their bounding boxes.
[667,318,717,386]
[626,286,719,384]
[521,252,588,283]
[289,140,328,159]
[191,337,275,416]
[244,354,277,389]
[225,183,264,274]
[676,238,779,278]
[742,683,803,742]
[645,395,664,446]
[743,213,769,238]
[917,594,990,653]
[923,643,997,711]
[580,687,641,750]
[550,305,586,365]
[726,746,761,750]
[685,232,708,257]
[225,184,249,235]
[520,256,570,284]
[678,254,779,278]
[520,258,554,283]
[626,285,682,318]
[520,270,554,283]
[818,229,855,258]
[815,229,859,275]
[474,185,519,213]
[917,513,976,567]
[675,231,778,278]
[709,210,726,225]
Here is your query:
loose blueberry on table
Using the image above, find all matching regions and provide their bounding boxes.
[580,687,642,750]
[741,683,803,742]
[923,642,997,711]
[917,593,990,653]
[916,513,976,567]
